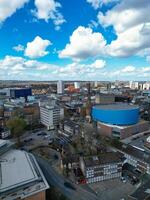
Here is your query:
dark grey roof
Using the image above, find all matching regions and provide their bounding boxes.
[117,144,150,164]
[84,152,122,167]
[129,180,150,200]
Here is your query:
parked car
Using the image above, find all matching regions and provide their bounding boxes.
[37,132,47,136]
[24,138,33,143]
[64,182,76,190]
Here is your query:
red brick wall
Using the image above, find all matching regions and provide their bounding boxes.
[97,122,112,137]
[24,191,46,200]
[120,121,149,139]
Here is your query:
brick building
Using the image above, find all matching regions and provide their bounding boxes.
[114,144,150,174]
[97,120,149,139]
[0,140,49,200]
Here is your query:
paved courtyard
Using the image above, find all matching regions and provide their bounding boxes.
[87,178,136,200]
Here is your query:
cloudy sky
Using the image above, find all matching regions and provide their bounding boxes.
[0,0,150,81]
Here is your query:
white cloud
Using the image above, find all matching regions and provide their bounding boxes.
[106,24,150,57]
[59,26,106,60]
[33,0,66,29]
[52,60,106,79]
[121,65,135,73]
[0,55,107,80]
[88,20,98,29]
[140,67,150,73]
[90,59,106,68]
[0,55,25,70]
[107,65,150,79]
[87,0,101,9]
[87,0,118,9]
[0,55,149,81]
[0,55,58,80]
[98,0,150,57]
[0,0,29,23]
[98,1,150,33]
[24,36,51,58]
[13,44,24,52]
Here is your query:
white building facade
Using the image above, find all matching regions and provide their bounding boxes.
[40,105,64,130]
[57,80,64,94]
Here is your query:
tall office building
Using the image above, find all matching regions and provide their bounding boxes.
[143,82,150,90]
[74,82,80,89]
[57,80,64,94]
[94,81,98,87]
[129,81,139,89]
[40,105,64,130]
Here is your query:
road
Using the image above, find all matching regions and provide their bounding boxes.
[35,155,99,200]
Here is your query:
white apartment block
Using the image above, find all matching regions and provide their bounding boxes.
[57,80,64,94]
[74,82,80,89]
[40,105,64,130]
[143,82,150,90]
[129,81,139,89]
[80,153,122,184]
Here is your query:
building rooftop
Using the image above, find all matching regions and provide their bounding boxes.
[64,120,79,128]
[0,150,39,193]
[129,180,150,200]
[116,144,150,164]
[98,119,148,129]
[0,140,49,200]
[84,152,122,167]
[93,103,139,111]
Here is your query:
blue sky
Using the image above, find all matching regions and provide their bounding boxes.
[0,0,150,81]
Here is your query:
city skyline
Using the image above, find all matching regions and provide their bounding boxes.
[0,0,150,81]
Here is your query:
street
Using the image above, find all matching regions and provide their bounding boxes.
[35,155,99,200]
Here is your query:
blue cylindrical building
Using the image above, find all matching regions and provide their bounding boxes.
[92,104,139,126]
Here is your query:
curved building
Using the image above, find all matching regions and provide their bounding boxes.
[92,104,139,126]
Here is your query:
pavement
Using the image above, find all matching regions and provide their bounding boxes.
[89,178,135,200]
[35,155,99,200]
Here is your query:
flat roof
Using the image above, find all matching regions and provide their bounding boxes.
[84,152,122,167]
[98,120,148,129]
[0,149,49,200]
[117,144,150,164]
[0,150,39,193]
[93,103,139,110]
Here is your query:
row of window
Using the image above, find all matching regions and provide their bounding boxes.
[87,172,121,183]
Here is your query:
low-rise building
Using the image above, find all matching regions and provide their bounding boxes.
[0,128,11,139]
[61,154,79,170]
[60,120,80,136]
[97,120,149,139]
[80,152,122,184]
[114,144,150,174]
[23,103,40,125]
[0,139,49,200]
[95,94,115,104]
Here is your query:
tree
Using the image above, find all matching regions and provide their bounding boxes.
[6,117,26,146]
[46,186,69,200]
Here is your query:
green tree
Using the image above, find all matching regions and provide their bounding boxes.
[6,117,26,146]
